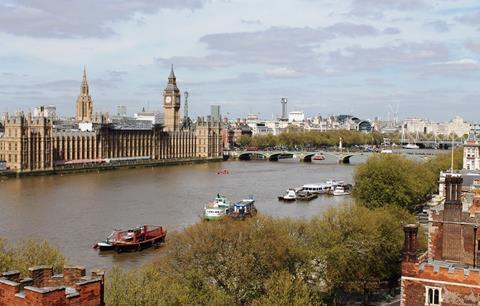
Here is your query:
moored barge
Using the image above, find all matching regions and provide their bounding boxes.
[94,225,167,253]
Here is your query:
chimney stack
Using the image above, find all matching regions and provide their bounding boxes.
[403,224,418,263]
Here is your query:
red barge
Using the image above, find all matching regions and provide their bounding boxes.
[94,225,167,253]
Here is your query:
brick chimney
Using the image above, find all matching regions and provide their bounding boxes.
[403,224,418,263]
[443,175,464,261]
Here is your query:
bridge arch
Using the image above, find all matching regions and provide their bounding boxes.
[238,151,268,161]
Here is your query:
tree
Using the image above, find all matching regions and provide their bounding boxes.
[305,204,421,305]
[0,239,66,276]
[236,135,252,148]
[354,154,436,210]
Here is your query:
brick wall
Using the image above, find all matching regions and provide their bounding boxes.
[0,266,104,306]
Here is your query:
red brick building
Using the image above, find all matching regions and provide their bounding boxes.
[0,265,104,306]
[401,175,480,305]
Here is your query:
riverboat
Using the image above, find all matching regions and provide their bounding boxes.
[403,143,420,150]
[94,225,167,253]
[312,154,325,161]
[296,190,318,201]
[332,184,352,196]
[301,183,330,194]
[204,194,232,221]
[278,189,297,201]
[230,196,257,219]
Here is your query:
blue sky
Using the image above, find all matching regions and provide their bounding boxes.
[0,0,480,121]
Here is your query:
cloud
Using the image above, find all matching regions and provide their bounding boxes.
[241,19,262,25]
[417,59,480,77]
[383,27,401,35]
[424,20,449,33]
[465,40,480,53]
[455,9,480,29]
[350,0,426,17]
[324,22,379,37]
[0,0,205,38]
[265,67,302,78]
[329,42,449,71]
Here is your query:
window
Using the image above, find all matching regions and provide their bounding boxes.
[426,287,441,305]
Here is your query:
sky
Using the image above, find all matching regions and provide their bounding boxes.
[0,0,480,121]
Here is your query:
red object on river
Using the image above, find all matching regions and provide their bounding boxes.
[93,225,166,253]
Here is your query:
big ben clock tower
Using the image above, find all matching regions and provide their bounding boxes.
[163,65,181,131]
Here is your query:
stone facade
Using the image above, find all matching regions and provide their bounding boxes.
[0,68,223,173]
[464,138,480,171]
[401,175,480,306]
[0,266,104,306]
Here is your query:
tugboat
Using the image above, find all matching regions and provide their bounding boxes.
[278,189,297,201]
[94,225,167,253]
[230,196,257,220]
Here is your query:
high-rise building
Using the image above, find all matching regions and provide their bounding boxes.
[280,98,288,120]
[75,67,93,123]
[211,105,221,120]
[163,65,181,132]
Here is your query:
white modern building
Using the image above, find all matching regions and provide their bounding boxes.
[464,137,480,171]
[288,111,305,123]
[134,111,163,125]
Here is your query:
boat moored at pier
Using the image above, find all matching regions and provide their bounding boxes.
[204,194,232,221]
[278,189,297,201]
[94,225,167,253]
[231,196,257,219]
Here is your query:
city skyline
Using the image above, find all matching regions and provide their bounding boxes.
[0,0,480,120]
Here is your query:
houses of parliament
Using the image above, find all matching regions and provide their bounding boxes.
[0,67,223,173]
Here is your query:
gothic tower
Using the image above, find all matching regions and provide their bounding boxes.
[75,67,93,123]
[163,65,181,132]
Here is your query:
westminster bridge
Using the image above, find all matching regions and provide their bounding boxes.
[227,150,438,164]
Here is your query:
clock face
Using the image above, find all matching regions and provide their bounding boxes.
[165,96,172,103]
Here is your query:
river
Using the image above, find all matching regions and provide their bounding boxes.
[0,155,367,271]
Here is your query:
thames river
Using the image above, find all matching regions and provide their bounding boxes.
[0,155,366,271]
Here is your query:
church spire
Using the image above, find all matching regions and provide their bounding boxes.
[168,64,176,82]
[81,66,89,95]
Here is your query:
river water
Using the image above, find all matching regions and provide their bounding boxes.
[0,155,367,271]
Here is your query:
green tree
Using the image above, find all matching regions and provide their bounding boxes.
[305,204,421,305]
[236,135,252,148]
[354,154,436,210]
[0,239,66,276]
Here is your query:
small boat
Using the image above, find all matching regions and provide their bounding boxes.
[325,180,344,191]
[231,196,257,220]
[296,190,318,201]
[332,184,352,196]
[312,154,325,161]
[204,194,232,221]
[380,149,393,154]
[216,169,230,175]
[278,189,297,201]
[94,225,166,253]
[403,143,419,149]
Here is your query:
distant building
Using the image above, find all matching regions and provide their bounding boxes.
[33,105,56,120]
[464,136,480,171]
[211,105,221,120]
[403,116,471,136]
[288,111,305,123]
[116,105,127,117]
[134,111,163,125]
[0,67,223,173]
[280,98,288,121]
[401,175,480,305]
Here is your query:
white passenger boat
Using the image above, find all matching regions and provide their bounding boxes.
[302,183,330,194]
[278,189,297,201]
[332,185,352,196]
